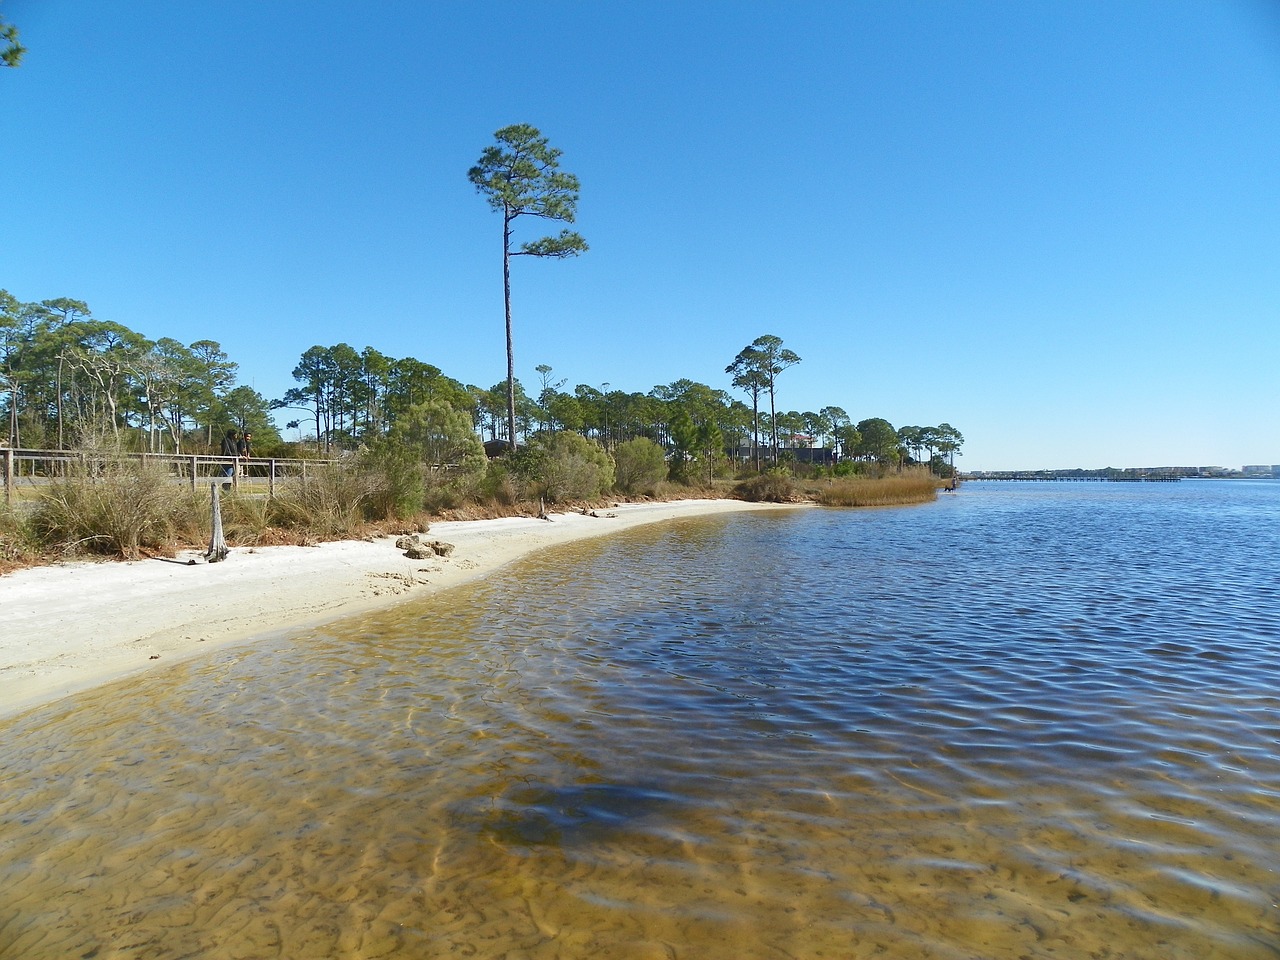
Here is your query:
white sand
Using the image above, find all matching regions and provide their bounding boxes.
[0,499,795,719]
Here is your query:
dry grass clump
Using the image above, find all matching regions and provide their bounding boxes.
[0,502,44,572]
[218,490,275,545]
[815,474,938,507]
[732,471,795,503]
[266,461,378,539]
[32,459,190,559]
[168,488,213,545]
[431,500,528,522]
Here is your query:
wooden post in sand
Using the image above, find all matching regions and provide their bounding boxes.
[206,482,229,563]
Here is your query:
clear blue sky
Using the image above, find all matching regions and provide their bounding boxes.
[3,0,1278,471]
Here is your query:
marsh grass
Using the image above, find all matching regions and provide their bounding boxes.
[814,473,939,507]
[0,501,43,572]
[169,488,212,545]
[33,459,190,559]
[220,491,273,544]
[267,461,381,539]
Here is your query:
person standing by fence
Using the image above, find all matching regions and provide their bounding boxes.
[221,429,238,478]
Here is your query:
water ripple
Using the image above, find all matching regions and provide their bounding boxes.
[1,481,1278,958]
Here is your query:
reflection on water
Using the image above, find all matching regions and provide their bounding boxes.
[2,481,1279,958]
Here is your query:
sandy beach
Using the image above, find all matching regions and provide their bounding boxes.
[0,498,793,720]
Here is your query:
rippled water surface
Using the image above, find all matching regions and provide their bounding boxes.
[2,480,1279,958]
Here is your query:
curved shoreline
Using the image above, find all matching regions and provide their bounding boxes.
[0,499,801,721]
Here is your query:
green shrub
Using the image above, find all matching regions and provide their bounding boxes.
[832,460,870,477]
[732,470,794,503]
[362,442,426,519]
[478,460,519,506]
[387,401,487,479]
[373,400,489,515]
[421,474,474,513]
[534,432,615,503]
[612,437,667,494]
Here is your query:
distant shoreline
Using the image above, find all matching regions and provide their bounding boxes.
[965,470,1277,481]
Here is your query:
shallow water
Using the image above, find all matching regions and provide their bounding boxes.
[2,480,1278,958]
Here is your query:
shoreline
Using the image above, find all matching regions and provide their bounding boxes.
[0,498,800,721]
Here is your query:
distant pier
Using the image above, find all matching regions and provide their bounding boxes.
[964,474,1182,482]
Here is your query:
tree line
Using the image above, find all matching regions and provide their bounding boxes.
[2,124,961,475]
[231,331,967,475]
[1,289,961,475]
[0,292,279,453]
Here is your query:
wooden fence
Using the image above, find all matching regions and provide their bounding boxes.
[1,447,341,505]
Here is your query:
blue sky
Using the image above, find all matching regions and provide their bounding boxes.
[3,0,1278,471]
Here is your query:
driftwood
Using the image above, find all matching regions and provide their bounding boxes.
[206,482,229,562]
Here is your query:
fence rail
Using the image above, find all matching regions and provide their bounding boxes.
[1,447,341,505]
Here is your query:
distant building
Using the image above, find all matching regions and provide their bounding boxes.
[728,445,836,466]
[784,446,836,466]
[1242,464,1280,478]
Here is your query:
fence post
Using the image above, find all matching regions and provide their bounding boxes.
[3,448,12,506]
[269,459,277,498]
[190,456,198,491]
